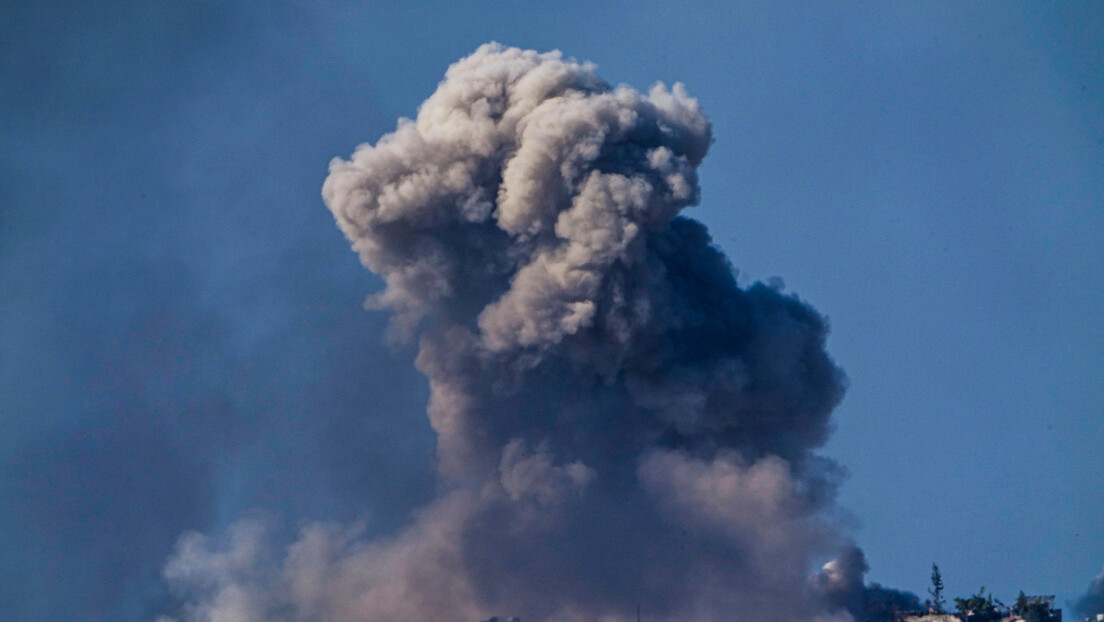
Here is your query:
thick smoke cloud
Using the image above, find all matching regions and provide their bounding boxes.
[162,43,864,622]
[1075,569,1104,620]
[816,546,921,622]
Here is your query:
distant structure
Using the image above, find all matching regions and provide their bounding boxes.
[901,615,961,622]
[476,595,1065,622]
[897,594,1061,622]
[1008,595,1061,622]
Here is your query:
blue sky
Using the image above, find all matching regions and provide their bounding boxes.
[2,1,1101,620]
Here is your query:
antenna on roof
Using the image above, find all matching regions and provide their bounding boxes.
[636,603,641,622]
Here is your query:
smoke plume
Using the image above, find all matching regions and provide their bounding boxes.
[161,43,867,622]
[1075,568,1104,620]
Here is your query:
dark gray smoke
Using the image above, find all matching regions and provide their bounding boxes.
[816,546,921,622]
[161,43,865,622]
[1075,569,1104,620]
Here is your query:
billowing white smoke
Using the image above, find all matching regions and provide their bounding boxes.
[160,43,867,622]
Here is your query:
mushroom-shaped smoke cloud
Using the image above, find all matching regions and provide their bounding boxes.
[161,43,870,622]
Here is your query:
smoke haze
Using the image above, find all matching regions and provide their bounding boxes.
[1075,569,1104,620]
[0,3,435,618]
[160,43,875,622]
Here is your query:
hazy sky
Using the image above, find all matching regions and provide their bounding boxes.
[2,2,1101,621]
